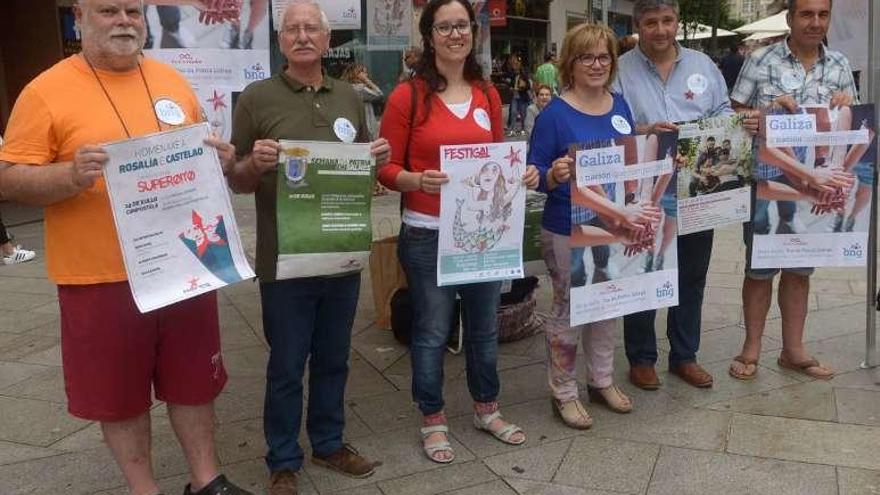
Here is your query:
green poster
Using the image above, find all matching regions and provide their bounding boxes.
[275,140,374,278]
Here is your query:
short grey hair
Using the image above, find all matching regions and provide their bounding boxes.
[633,0,679,23]
[786,0,833,13]
[284,0,331,31]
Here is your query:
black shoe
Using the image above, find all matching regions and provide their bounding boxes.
[183,474,254,495]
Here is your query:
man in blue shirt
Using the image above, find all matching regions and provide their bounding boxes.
[614,0,733,390]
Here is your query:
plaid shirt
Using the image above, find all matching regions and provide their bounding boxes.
[731,39,858,179]
[730,39,858,109]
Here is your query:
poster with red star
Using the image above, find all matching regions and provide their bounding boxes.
[198,88,233,140]
[437,141,527,286]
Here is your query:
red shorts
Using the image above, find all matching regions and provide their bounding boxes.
[58,282,227,421]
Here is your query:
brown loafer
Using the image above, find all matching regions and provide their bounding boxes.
[671,362,714,388]
[312,444,380,479]
[268,469,298,495]
[629,364,661,390]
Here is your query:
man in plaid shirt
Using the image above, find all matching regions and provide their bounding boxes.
[729,0,857,381]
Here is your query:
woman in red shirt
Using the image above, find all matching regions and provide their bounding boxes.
[378,0,538,464]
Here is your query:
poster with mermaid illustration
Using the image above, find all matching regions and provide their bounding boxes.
[102,123,255,313]
[569,132,679,326]
[751,103,876,268]
[437,142,527,286]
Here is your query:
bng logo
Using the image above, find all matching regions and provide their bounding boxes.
[244,62,267,81]
[656,281,675,299]
[342,6,357,18]
[843,243,863,259]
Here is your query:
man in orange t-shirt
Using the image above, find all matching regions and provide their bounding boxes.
[0,1,252,495]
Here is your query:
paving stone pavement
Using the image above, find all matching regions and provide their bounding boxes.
[1,193,880,495]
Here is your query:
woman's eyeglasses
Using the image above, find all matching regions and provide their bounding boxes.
[575,53,612,67]
[432,21,474,37]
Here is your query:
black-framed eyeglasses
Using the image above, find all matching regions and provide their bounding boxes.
[575,53,613,67]
[432,21,474,37]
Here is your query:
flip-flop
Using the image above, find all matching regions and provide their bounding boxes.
[777,354,834,380]
[728,355,759,381]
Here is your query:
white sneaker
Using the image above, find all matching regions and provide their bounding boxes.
[3,245,36,265]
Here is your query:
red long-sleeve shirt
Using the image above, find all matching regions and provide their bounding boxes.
[378,78,504,217]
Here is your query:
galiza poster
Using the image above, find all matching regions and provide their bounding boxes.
[438,142,527,286]
[570,132,679,326]
[750,104,876,268]
[102,123,255,313]
[275,141,374,279]
[676,114,753,235]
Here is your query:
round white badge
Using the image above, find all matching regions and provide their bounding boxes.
[687,73,709,95]
[473,108,492,132]
[153,98,186,126]
[781,71,803,92]
[611,115,632,135]
[333,117,357,143]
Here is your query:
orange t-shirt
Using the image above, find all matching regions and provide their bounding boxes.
[0,55,202,285]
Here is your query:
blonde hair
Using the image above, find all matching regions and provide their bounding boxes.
[557,23,619,91]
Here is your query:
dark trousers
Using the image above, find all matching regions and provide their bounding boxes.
[623,229,714,367]
[0,211,9,245]
[260,273,360,473]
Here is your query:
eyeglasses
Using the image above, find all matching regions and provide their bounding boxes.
[432,21,474,37]
[575,53,612,67]
[283,24,324,37]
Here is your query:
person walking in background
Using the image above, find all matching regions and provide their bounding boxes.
[523,83,553,137]
[529,23,641,430]
[378,0,539,465]
[533,51,559,94]
[719,43,745,92]
[0,211,36,266]
[342,62,384,140]
[503,53,532,136]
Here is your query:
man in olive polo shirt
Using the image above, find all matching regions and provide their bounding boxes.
[226,2,390,494]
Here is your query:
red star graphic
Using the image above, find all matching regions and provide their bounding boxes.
[504,146,522,167]
[684,90,695,100]
[187,277,199,290]
[206,90,227,111]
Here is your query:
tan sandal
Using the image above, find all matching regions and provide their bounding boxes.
[419,424,455,464]
[777,353,834,380]
[588,385,633,414]
[552,399,593,429]
[728,355,759,381]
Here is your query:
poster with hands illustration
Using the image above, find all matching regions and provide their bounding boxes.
[437,142,527,286]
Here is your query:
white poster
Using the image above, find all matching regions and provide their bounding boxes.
[676,114,754,235]
[751,104,876,269]
[198,86,235,141]
[103,124,255,313]
[438,142,527,286]
[828,0,869,72]
[272,0,361,31]
[143,2,271,91]
[570,133,679,326]
[367,0,412,51]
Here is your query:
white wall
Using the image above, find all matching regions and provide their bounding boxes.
[550,0,589,54]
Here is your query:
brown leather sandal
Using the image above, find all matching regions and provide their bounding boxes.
[728,355,759,381]
[777,354,834,380]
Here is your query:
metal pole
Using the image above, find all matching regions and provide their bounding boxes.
[864,0,879,369]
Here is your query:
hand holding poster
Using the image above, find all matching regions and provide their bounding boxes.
[437,142,528,286]
[676,114,754,235]
[276,141,374,279]
[751,104,876,269]
[570,132,679,326]
[102,123,255,313]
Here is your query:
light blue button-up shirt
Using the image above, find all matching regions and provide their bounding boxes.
[613,43,733,126]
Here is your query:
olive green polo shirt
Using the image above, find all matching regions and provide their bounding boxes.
[231,71,369,282]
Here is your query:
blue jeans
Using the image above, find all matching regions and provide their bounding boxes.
[623,229,714,367]
[745,179,813,278]
[398,224,502,415]
[260,273,360,473]
[508,96,529,131]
